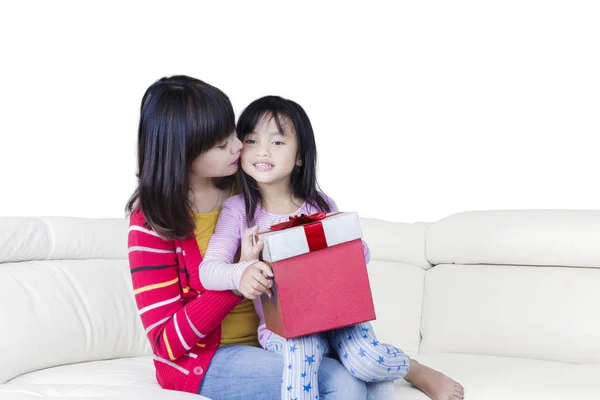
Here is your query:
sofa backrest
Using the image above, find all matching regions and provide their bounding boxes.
[420,210,600,364]
[0,217,150,383]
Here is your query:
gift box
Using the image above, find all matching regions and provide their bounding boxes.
[254,212,376,339]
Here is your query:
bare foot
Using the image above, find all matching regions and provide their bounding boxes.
[404,358,464,400]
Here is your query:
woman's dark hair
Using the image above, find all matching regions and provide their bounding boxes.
[126,75,235,239]
[236,95,330,226]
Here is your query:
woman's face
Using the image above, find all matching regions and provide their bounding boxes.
[189,131,242,179]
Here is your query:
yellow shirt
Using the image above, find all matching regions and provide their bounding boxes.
[192,190,260,348]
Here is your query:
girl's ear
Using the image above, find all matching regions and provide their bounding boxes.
[296,158,304,167]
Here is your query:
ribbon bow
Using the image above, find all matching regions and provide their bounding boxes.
[270,212,327,231]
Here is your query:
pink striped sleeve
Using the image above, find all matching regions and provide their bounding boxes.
[199,197,254,291]
[322,193,371,264]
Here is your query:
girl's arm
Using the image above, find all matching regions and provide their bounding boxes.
[128,212,241,362]
[200,198,254,291]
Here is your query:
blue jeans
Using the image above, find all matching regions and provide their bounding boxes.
[198,344,394,399]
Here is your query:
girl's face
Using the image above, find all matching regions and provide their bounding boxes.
[189,131,242,180]
[241,114,302,186]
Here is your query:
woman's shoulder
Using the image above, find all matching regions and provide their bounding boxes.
[128,207,147,226]
[127,207,176,244]
[127,208,180,253]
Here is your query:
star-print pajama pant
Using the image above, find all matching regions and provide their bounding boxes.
[265,322,410,400]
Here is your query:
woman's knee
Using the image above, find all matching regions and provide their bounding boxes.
[367,381,395,400]
[199,345,284,399]
[336,375,368,400]
[320,357,367,400]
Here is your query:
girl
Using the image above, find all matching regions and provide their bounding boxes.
[127,76,368,400]
[200,96,465,400]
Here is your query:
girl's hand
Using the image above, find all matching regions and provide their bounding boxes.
[239,261,274,300]
[240,226,264,262]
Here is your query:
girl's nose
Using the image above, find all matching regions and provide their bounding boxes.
[257,142,270,157]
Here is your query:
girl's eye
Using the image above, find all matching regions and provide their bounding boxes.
[218,141,228,149]
[272,141,284,145]
[245,139,256,144]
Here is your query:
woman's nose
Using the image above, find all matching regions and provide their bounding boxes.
[232,136,243,153]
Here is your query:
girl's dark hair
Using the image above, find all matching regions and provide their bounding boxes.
[236,95,330,226]
[126,75,235,239]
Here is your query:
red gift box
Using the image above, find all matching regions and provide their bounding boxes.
[254,212,376,339]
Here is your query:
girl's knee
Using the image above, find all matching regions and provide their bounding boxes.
[293,334,327,356]
[350,362,387,382]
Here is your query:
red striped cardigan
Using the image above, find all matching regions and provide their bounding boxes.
[128,208,242,393]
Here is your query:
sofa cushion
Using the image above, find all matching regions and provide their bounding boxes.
[0,383,205,399]
[420,264,600,363]
[8,357,156,388]
[394,353,600,400]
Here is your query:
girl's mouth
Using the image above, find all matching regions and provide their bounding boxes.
[253,162,274,171]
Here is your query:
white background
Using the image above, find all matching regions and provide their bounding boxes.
[1,1,599,223]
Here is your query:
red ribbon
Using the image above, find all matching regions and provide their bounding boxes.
[270,212,327,231]
[270,212,329,252]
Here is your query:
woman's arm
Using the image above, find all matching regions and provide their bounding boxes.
[128,212,241,361]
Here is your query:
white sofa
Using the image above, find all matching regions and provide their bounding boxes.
[1,210,600,399]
